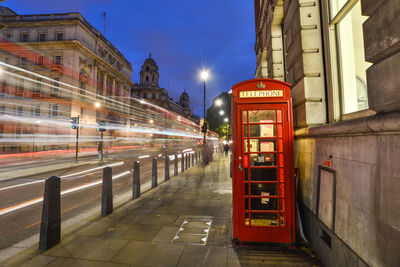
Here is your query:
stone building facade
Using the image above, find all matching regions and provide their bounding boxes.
[254,0,400,266]
[132,54,198,122]
[0,7,134,152]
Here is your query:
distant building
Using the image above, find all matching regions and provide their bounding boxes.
[131,54,199,123]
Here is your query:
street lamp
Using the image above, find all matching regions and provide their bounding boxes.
[224,117,229,122]
[219,110,224,116]
[200,69,209,164]
[200,69,209,144]
[215,99,222,106]
[95,102,103,162]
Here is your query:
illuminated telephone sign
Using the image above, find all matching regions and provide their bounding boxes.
[231,79,295,245]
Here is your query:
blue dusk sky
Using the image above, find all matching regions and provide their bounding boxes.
[3,0,256,116]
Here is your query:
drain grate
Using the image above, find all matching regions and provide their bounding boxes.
[172,216,212,245]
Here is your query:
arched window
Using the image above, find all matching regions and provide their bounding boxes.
[145,66,149,71]
[146,76,149,82]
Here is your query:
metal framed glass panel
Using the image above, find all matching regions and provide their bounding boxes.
[242,108,285,227]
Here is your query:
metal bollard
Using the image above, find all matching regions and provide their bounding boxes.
[165,156,170,181]
[195,151,198,164]
[174,154,178,176]
[152,157,157,188]
[39,176,61,251]
[101,167,113,216]
[185,153,189,170]
[181,153,184,172]
[192,152,194,166]
[133,161,140,199]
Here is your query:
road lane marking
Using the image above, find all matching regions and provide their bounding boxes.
[0,170,131,216]
[0,161,124,192]
[60,161,124,178]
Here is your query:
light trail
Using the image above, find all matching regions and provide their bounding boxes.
[0,170,131,216]
[0,161,124,192]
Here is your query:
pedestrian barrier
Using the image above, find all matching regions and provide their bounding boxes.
[39,176,61,251]
[101,167,113,216]
[132,161,140,199]
[165,156,170,181]
[151,157,157,188]
[38,148,200,250]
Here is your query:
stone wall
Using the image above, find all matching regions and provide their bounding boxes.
[295,113,400,267]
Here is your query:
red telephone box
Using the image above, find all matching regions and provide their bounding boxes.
[231,79,295,245]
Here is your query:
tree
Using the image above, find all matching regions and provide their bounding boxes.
[206,92,231,140]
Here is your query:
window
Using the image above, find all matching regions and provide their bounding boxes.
[34,78,41,94]
[20,56,27,66]
[56,31,64,41]
[20,32,29,42]
[51,105,58,117]
[37,56,44,65]
[3,32,12,41]
[79,82,86,95]
[35,106,40,117]
[0,106,5,114]
[143,93,147,98]
[329,0,371,115]
[17,79,24,92]
[54,55,62,65]
[3,57,8,64]
[38,32,46,42]
[17,106,23,116]
[1,79,6,93]
[51,77,59,96]
[146,76,149,82]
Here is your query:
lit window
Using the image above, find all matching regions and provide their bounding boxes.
[330,0,371,114]
[56,32,63,41]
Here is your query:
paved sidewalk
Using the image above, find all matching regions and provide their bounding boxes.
[1,155,320,267]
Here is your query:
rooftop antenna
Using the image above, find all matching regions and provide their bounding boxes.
[103,11,106,35]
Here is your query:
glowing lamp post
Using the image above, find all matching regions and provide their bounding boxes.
[200,69,209,164]
[200,69,209,144]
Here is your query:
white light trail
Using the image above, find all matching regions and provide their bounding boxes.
[0,162,124,192]
[138,155,150,159]
[0,170,131,216]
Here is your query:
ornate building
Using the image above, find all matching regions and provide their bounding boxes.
[132,54,199,122]
[0,6,134,152]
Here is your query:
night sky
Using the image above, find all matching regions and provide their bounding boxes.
[4,0,255,116]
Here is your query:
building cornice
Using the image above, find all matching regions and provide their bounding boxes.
[0,12,132,69]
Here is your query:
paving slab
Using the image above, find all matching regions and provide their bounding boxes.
[49,236,128,262]
[112,240,185,267]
